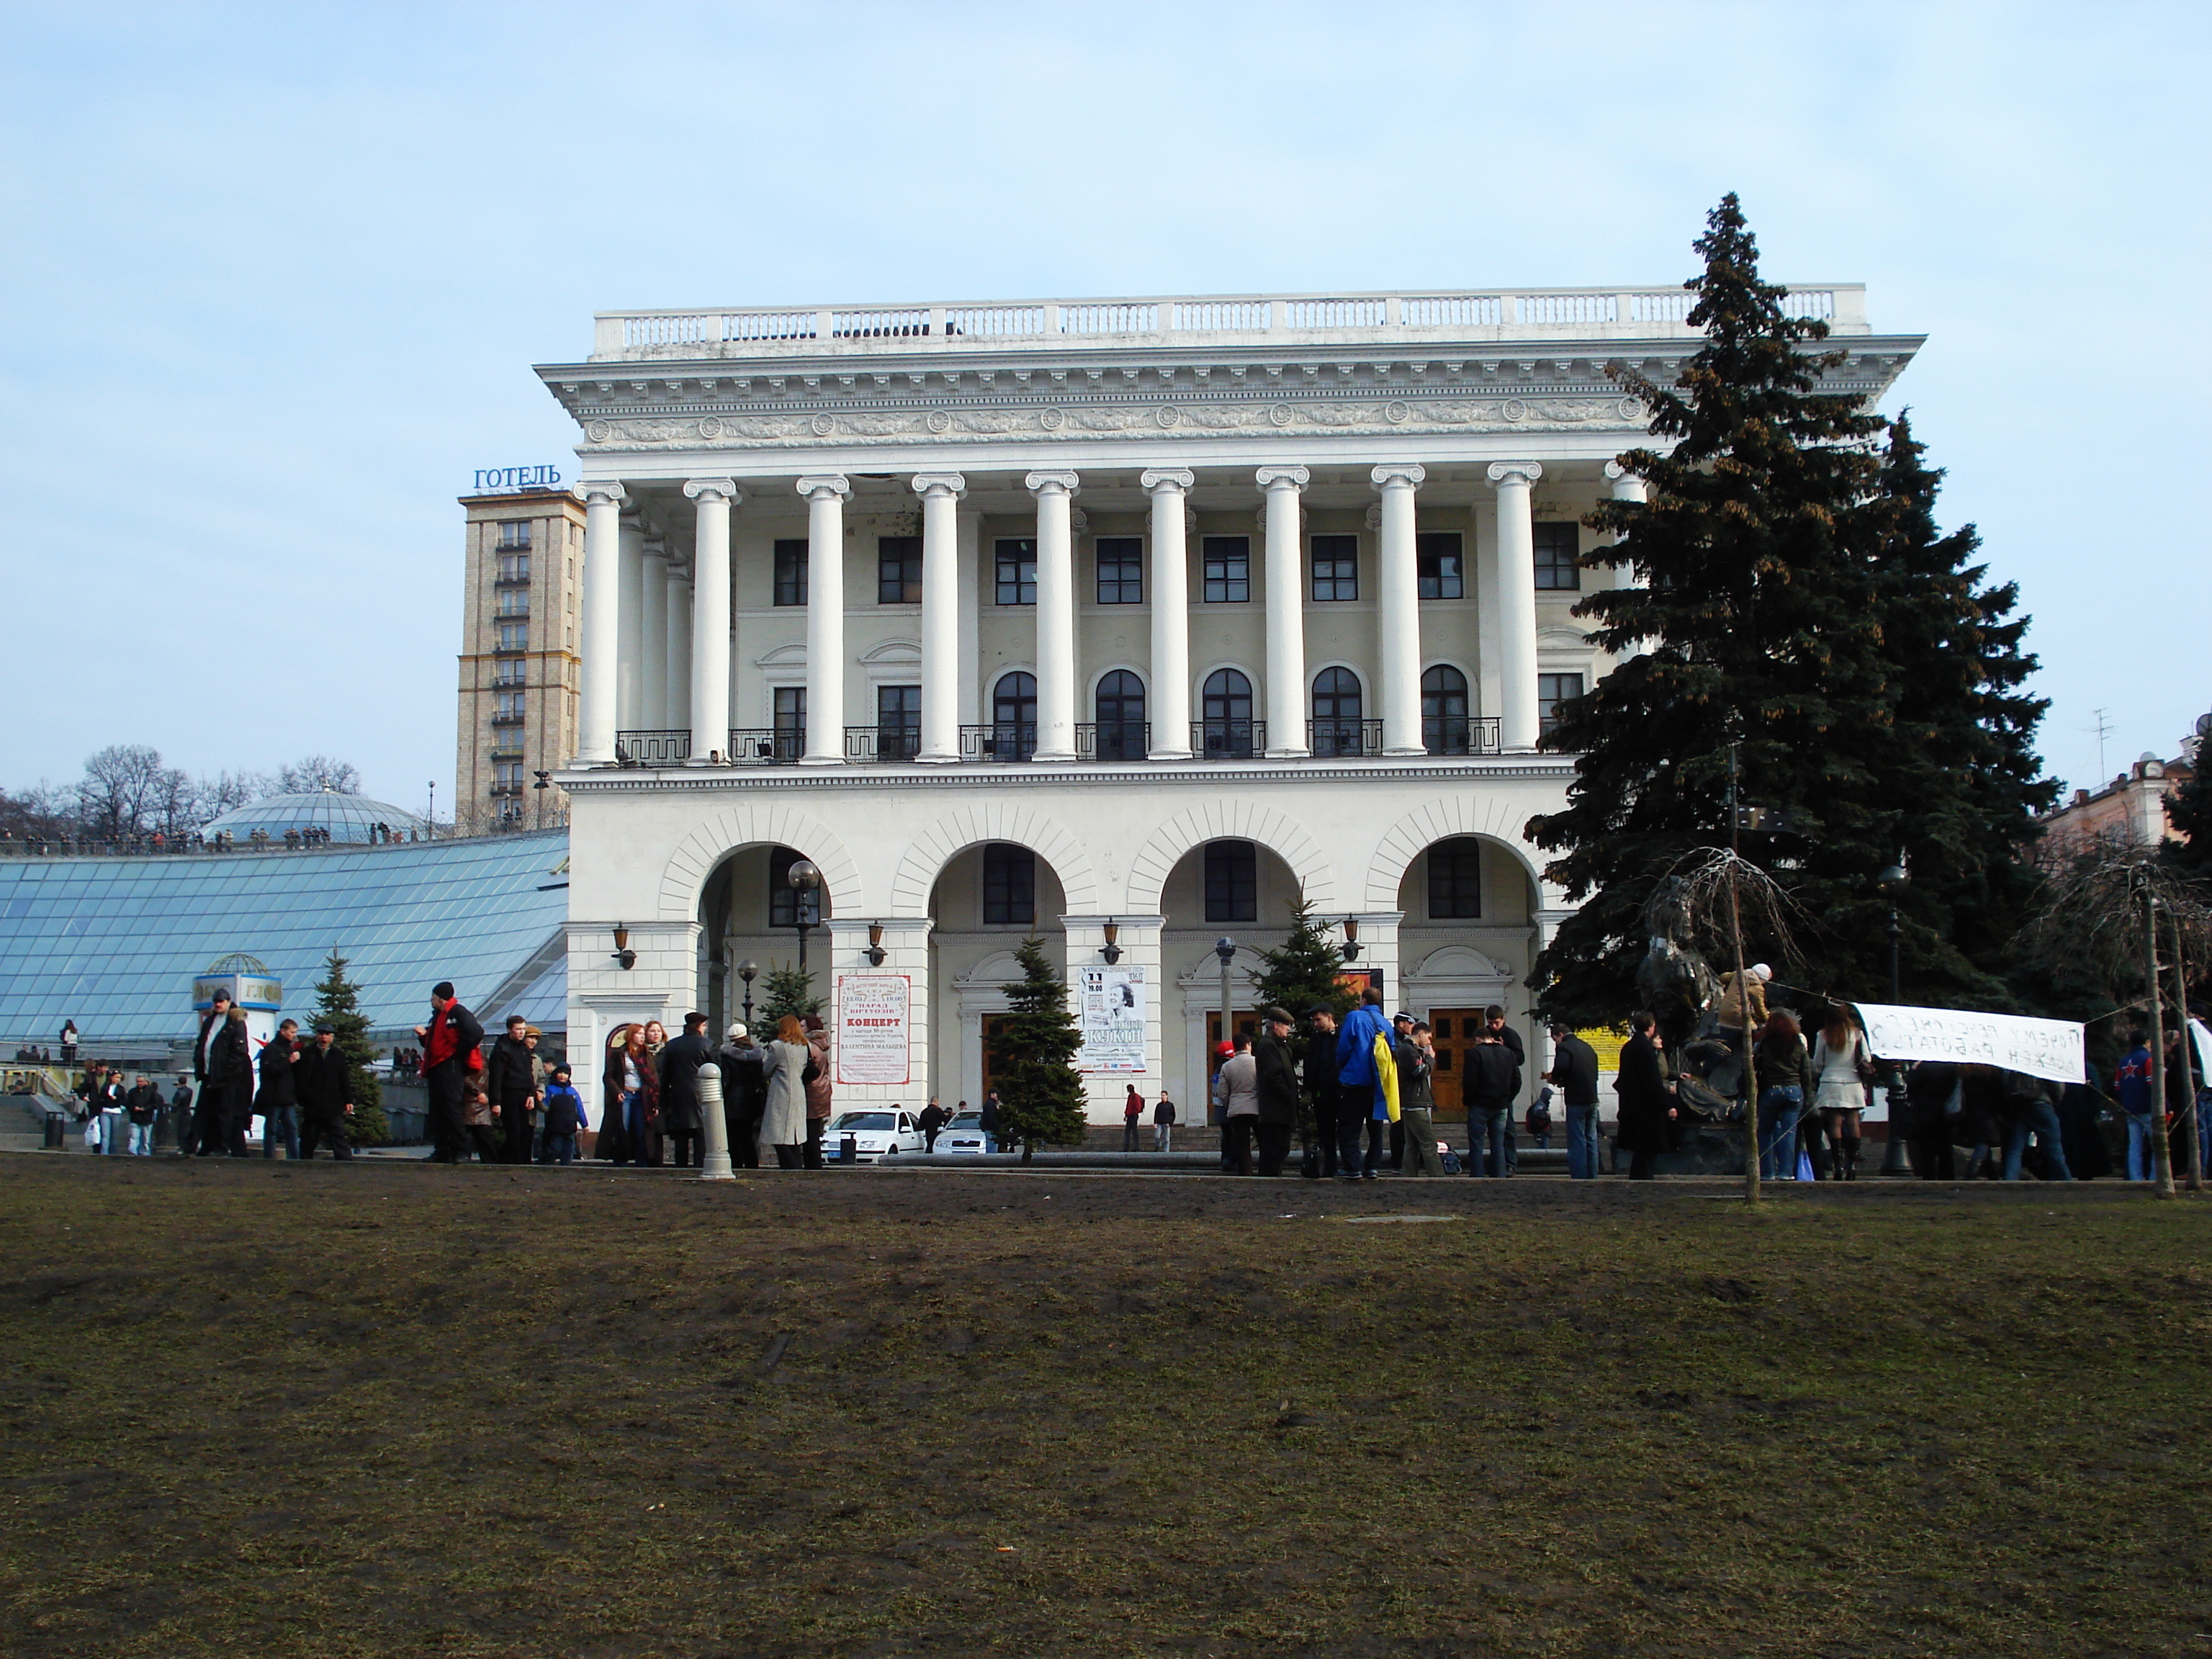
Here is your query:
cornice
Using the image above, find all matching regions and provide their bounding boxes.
[554,755,1577,795]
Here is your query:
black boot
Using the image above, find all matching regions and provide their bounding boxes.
[1841,1136,1861,1181]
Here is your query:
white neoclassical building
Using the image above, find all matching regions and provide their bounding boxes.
[541,286,1918,1119]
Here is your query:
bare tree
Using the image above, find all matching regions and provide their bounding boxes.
[0,782,78,840]
[76,745,170,839]
[275,755,361,795]
[193,769,266,822]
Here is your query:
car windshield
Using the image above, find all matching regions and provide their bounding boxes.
[832,1112,896,1130]
[947,1114,982,1128]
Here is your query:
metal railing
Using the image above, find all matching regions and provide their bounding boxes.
[599,284,1867,356]
[728,729,805,764]
[958,723,1038,763]
[845,725,922,763]
[1083,721,1150,762]
[616,729,691,764]
[1308,717,1382,757]
[1193,719,1265,760]
[1424,716,1503,756]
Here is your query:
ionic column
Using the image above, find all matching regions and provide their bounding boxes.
[1142,469,1193,759]
[912,473,967,763]
[796,475,850,764]
[955,505,981,728]
[1256,467,1310,758]
[640,539,670,730]
[683,479,738,762]
[1372,463,1427,755]
[1488,461,1544,750]
[1604,459,1649,662]
[616,513,646,732]
[1026,470,1079,761]
[666,560,693,734]
[576,481,627,764]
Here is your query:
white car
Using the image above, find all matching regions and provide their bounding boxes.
[822,1108,925,1162]
[935,1111,990,1155]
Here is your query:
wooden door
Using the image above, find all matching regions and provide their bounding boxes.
[981,1015,1012,1102]
[1426,1008,1485,1117]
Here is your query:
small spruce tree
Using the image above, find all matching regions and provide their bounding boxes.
[757,962,822,1027]
[310,950,388,1146]
[986,938,1089,1163]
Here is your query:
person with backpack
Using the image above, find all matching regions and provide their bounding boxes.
[1121,1084,1144,1151]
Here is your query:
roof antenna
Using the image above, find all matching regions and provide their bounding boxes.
[2087,707,2113,784]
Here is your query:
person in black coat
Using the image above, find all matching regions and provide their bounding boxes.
[293,1023,355,1161]
[415,982,484,1164]
[716,1023,765,1168]
[1613,1011,1678,1180]
[190,989,255,1157]
[1251,1007,1302,1177]
[658,1012,714,1169]
[254,1017,302,1159]
[1902,1060,1959,1179]
[485,1016,540,1164]
[1302,1007,1344,1177]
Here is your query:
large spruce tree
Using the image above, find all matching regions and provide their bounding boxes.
[986,938,1089,1162]
[1530,194,2050,1023]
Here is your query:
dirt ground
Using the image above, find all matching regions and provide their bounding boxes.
[0,1156,2207,1658]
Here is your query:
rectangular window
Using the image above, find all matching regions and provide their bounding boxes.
[1428,838,1484,919]
[995,539,1037,606]
[1202,536,1250,603]
[1538,672,1585,739]
[495,591,529,618]
[492,760,523,790]
[1417,532,1464,600]
[876,684,921,760]
[1310,534,1359,602]
[1095,536,1143,605]
[494,691,525,719]
[877,536,922,604]
[496,552,530,583]
[1204,840,1258,922]
[982,843,1035,926]
[495,621,527,652]
[768,844,820,928]
[1534,523,1581,590]
[773,539,808,606]
[495,521,531,551]
[773,686,806,761]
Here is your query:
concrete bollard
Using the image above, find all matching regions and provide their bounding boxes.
[698,1061,733,1180]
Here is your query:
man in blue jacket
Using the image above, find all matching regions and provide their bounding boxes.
[1334,987,1393,1184]
[2116,1028,2157,1182]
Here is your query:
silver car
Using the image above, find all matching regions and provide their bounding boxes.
[935,1111,989,1155]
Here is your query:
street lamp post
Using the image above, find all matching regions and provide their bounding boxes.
[1879,855,1911,1174]
[737,958,757,1030]
[788,859,822,977]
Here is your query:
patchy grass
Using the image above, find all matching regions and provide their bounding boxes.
[0,1159,2207,1657]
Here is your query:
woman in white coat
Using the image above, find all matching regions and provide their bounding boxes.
[758,1014,812,1169]
[1810,1006,1875,1182]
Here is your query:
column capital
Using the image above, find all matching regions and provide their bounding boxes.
[1602,460,1635,482]
[580,480,627,506]
[1370,462,1427,491]
[1140,467,1194,493]
[796,474,852,501]
[683,477,740,505]
[1486,460,1545,489]
[910,472,967,500]
[1025,469,1080,498]
[1255,464,1310,493]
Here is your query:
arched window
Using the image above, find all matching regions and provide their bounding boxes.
[1310,667,1366,756]
[1200,668,1255,759]
[1421,665,1470,755]
[1092,670,1147,761]
[991,671,1037,762]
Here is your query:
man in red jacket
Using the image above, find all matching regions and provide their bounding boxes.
[415,981,483,1164]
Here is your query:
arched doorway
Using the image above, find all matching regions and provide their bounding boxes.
[1093,670,1147,761]
[1393,833,1540,1116]
[1156,835,1308,1120]
[698,841,837,1037]
[1310,666,1365,757]
[992,671,1037,762]
[1200,667,1255,759]
[930,842,1070,1110]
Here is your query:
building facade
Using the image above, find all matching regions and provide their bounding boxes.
[456,486,585,830]
[538,286,1917,1118]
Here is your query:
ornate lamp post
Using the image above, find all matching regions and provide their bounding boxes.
[1214,935,1236,1125]
[788,859,822,976]
[737,958,757,1029]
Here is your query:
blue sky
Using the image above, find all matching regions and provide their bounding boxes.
[4,1,2206,812]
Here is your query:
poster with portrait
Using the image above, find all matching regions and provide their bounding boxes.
[1078,966,1146,1073]
[835,974,911,1086]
